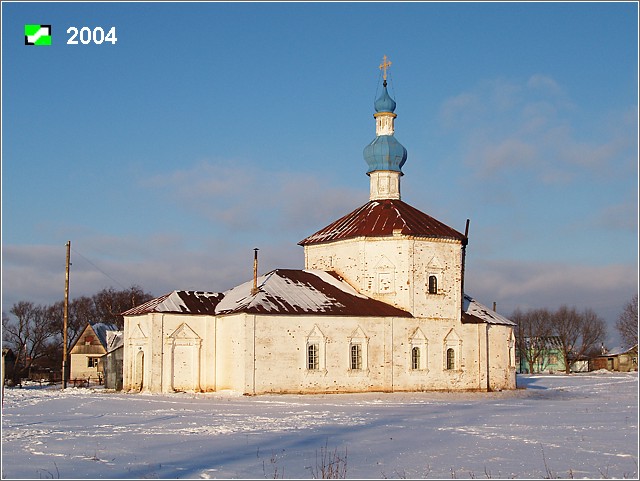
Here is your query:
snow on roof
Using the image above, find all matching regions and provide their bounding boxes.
[124,269,411,318]
[299,199,467,246]
[121,291,224,316]
[105,330,124,353]
[215,269,412,317]
[122,273,516,325]
[600,345,638,356]
[462,295,515,326]
[91,323,119,348]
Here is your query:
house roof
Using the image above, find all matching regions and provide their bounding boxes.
[105,331,124,353]
[123,269,412,318]
[121,291,224,316]
[69,322,119,351]
[90,323,119,348]
[598,345,638,357]
[298,199,467,246]
[518,336,563,349]
[462,295,516,327]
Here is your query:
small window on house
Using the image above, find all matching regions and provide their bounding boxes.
[87,357,99,368]
[307,343,319,370]
[428,275,438,294]
[446,348,455,370]
[411,347,421,370]
[350,344,362,370]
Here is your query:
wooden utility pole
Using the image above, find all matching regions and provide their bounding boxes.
[62,241,70,389]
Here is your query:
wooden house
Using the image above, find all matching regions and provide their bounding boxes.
[590,345,638,372]
[517,336,566,374]
[69,323,118,385]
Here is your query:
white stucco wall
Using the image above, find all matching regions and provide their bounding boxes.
[123,313,217,393]
[124,311,515,394]
[303,236,463,320]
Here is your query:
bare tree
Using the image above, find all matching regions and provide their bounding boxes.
[512,307,554,373]
[2,302,58,383]
[47,296,96,352]
[92,285,154,329]
[553,305,607,374]
[616,294,638,349]
[2,287,154,382]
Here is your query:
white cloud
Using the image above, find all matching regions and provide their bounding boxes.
[475,138,536,176]
[142,159,363,236]
[526,74,562,95]
[438,74,636,185]
[439,92,481,128]
[465,259,638,346]
[2,159,366,313]
[1,236,305,312]
[591,199,639,232]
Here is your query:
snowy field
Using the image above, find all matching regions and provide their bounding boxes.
[1,372,637,479]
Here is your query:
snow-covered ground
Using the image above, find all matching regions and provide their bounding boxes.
[1,372,637,479]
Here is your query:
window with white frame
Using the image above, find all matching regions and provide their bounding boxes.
[348,326,369,373]
[350,343,362,370]
[307,343,319,370]
[305,325,327,373]
[411,347,421,370]
[428,275,438,294]
[443,329,461,371]
[446,348,455,370]
[409,327,428,371]
[87,357,99,368]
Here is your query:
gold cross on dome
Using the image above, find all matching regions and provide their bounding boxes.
[379,55,392,81]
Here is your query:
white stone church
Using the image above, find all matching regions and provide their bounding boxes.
[122,59,517,395]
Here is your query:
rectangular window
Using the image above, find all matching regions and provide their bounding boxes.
[428,275,438,294]
[350,344,362,370]
[446,348,455,370]
[87,357,99,368]
[411,346,420,370]
[307,344,319,370]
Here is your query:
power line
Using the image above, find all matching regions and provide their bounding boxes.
[70,246,128,290]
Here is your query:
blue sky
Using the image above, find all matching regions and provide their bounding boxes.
[2,2,638,346]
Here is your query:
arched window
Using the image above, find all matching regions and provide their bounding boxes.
[446,348,455,370]
[350,344,362,370]
[428,275,438,294]
[307,343,319,370]
[411,347,420,370]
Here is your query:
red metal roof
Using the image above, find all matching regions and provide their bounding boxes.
[461,295,516,326]
[122,270,412,318]
[216,269,413,317]
[299,199,466,246]
[121,291,224,316]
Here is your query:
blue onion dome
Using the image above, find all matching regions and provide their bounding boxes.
[363,135,407,174]
[374,83,397,113]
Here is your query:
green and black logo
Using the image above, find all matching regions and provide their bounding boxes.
[25,24,52,45]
